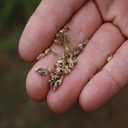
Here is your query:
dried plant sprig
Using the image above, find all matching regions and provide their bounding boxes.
[48,53,77,91]
[54,26,70,53]
[36,26,70,60]
[48,68,64,92]
[36,48,58,60]
[73,40,88,57]
[66,53,77,69]
[55,53,77,74]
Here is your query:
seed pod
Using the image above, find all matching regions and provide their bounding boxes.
[107,54,113,62]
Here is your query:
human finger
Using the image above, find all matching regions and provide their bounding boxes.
[79,39,128,112]
[19,0,87,62]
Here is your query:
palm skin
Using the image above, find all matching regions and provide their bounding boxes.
[19,0,128,114]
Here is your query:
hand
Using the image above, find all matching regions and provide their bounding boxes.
[19,0,128,114]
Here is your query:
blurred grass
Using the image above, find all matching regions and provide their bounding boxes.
[0,0,128,128]
[0,0,40,53]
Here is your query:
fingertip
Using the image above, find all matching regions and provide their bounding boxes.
[18,42,36,62]
[47,92,69,114]
[18,13,56,62]
[79,73,115,112]
[46,74,81,114]
[79,92,101,112]
[26,69,49,102]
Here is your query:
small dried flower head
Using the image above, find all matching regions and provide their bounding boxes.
[67,53,77,68]
[73,40,88,57]
[54,26,70,53]
[35,67,47,78]
[48,73,64,91]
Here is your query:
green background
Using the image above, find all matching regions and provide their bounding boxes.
[0,0,128,128]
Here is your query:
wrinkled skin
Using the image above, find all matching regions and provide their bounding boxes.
[19,0,128,114]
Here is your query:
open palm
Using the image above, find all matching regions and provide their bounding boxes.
[19,0,128,114]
